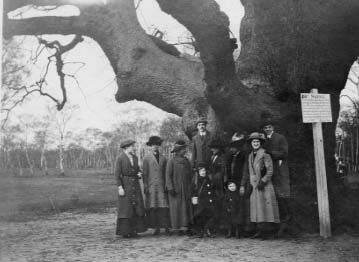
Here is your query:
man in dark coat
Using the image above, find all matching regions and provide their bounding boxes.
[115,139,146,238]
[191,118,213,169]
[142,136,170,235]
[262,122,291,237]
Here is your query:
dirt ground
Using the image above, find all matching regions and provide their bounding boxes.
[1,208,359,262]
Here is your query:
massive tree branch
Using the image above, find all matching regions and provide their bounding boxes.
[156,0,237,111]
[4,0,104,13]
[2,0,216,132]
[4,16,85,37]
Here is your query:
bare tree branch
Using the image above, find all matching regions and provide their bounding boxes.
[1,34,84,126]
[37,34,84,110]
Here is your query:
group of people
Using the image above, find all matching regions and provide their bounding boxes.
[115,118,291,240]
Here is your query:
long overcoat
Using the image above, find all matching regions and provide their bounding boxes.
[247,148,280,223]
[142,152,168,209]
[264,132,291,198]
[165,155,193,229]
[191,131,213,168]
[115,152,145,218]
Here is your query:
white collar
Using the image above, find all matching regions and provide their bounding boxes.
[267,131,274,138]
[199,131,207,136]
[125,151,133,159]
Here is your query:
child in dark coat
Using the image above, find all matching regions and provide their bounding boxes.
[222,181,242,238]
[192,164,221,238]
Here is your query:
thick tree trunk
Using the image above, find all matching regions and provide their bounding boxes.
[4,0,359,228]
[236,0,359,228]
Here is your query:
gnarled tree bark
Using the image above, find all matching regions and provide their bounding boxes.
[4,0,359,227]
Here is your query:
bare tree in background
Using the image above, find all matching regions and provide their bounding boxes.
[5,0,359,225]
[48,104,79,176]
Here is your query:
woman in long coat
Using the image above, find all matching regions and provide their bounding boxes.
[165,140,193,235]
[243,132,279,239]
[115,139,146,238]
[142,136,170,235]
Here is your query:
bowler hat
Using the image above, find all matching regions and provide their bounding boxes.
[120,139,136,149]
[171,140,187,153]
[260,111,276,128]
[246,132,266,143]
[146,136,163,146]
[195,118,208,126]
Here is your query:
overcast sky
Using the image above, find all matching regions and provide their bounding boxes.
[3,0,244,133]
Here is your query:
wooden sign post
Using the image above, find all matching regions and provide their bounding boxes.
[300,89,332,238]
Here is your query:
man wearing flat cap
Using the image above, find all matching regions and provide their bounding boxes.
[142,136,170,235]
[262,120,291,237]
[191,118,213,169]
[115,139,146,238]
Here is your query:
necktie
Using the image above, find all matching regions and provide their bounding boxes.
[128,154,134,166]
[154,152,159,163]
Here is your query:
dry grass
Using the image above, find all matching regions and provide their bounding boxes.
[0,169,117,222]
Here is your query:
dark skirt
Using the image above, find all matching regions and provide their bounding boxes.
[146,208,170,229]
[116,212,147,236]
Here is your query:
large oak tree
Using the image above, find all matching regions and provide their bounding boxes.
[4,0,359,227]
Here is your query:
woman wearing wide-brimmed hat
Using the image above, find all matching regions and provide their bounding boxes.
[242,132,280,239]
[165,140,193,235]
[142,136,170,235]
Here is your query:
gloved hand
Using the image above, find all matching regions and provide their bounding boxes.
[239,186,245,196]
[168,189,177,197]
[118,186,125,196]
[257,180,266,191]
